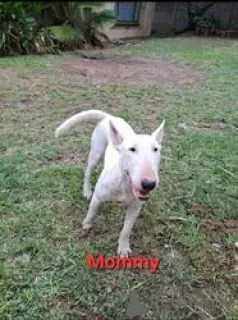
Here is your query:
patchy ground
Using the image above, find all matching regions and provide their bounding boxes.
[60,55,204,86]
[0,37,238,320]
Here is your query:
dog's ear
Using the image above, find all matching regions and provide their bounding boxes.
[109,120,123,148]
[152,120,165,144]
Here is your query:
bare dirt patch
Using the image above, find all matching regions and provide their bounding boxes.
[195,122,229,131]
[50,152,84,166]
[34,147,85,170]
[187,202,214,218]
[60,55,204,87]
[178,121,232,132]
[202,219,238,272]
[202,219,238,235]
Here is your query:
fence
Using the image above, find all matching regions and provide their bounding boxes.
[152,2,238,35]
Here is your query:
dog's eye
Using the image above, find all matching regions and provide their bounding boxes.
[154,147,158,152]
[129,147,136,152]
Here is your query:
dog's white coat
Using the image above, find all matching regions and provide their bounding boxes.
[55,110,165,257]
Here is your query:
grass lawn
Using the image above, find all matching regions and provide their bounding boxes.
[0,36,238,319]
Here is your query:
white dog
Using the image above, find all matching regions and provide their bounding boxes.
[55,110,165,257]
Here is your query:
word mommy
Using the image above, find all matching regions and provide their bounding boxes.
[88,253,160,273]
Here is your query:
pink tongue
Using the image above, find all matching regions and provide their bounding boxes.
[132,187,149,198]
[140,190,148,195]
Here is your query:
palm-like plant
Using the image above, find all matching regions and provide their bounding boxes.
[79,8,117,47]
[0,2,116,56]
[0,1,58,56]
[43,2,116,48]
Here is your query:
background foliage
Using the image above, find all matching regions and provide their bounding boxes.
[0,1,116,56]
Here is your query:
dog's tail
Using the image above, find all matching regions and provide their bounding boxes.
[55,109,109,137]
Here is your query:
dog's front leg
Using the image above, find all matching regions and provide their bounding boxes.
[118,201,142,258]
[82,193,101,230]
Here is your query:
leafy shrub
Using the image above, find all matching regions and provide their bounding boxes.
[185,2,215,31]
[0,2,59,56]
[44,25,84,51]
[47,25,77,42]
[80,8,117,47]
[195,13,220,34]
[0,2,116,56]
[43,3,116,49]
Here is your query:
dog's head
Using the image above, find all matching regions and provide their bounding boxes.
[109,119,165,201]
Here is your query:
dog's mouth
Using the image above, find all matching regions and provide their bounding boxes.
[132,187,150,201]
[126,171,150,201]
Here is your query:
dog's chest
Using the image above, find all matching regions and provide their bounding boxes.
[111,183,134,202]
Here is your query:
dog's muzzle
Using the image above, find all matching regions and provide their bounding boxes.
[126,171,152,201]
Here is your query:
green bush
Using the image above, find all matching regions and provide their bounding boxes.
[42,3,116,49]
[43,25,84,51]
[195,12,220,33]
[185,2,215,31]
[0,2,116,56]
[47,25,77,42]
[0,2,59,56]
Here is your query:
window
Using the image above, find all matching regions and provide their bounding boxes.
[115,2,140,24]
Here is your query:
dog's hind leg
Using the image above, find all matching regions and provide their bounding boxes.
[82,193,101,230]
[83,126,107,200]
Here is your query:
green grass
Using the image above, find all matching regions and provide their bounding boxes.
[0,36,238,319]
[0,54,60,69]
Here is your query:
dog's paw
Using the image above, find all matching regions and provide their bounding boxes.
[82,219,93,230]
[117,244,132,258]
[77,228,91,240]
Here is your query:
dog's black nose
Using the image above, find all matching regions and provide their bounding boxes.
[141,179,156,191]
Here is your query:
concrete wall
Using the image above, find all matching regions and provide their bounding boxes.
[152,2,238,35]
[105,2,156,40]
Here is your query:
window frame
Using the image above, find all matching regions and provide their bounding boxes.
[115,2,141,26]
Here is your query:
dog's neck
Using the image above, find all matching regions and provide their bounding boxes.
[104,149,133,197]
[118,159,132,188]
